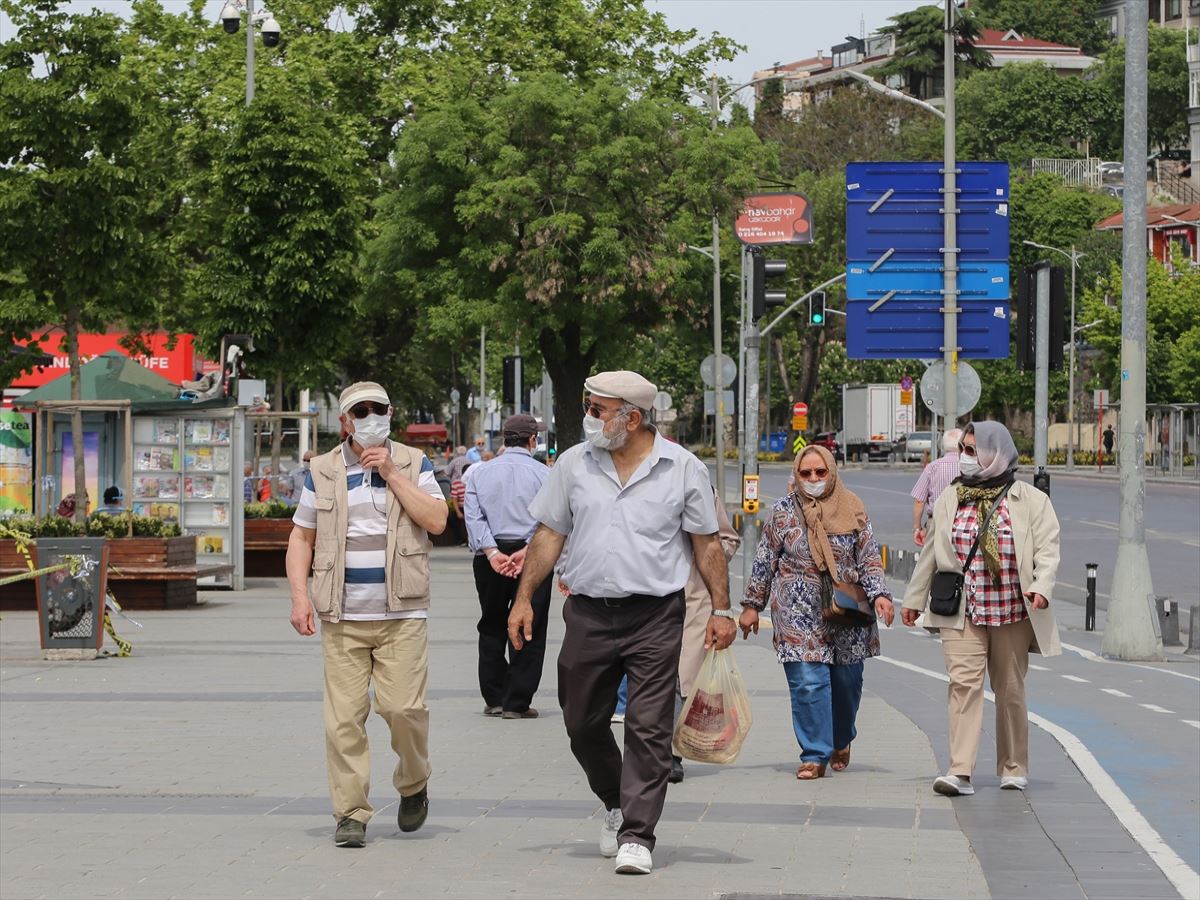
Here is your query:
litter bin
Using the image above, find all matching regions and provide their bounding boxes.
[34,537,109,660]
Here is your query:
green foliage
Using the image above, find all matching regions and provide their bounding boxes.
[1081,250,1200,404]
[243,500,296,519]
[2,514,181,538]
[956,63,1113,166]
[1092,25,1192,154]
[971,0,1114,57]
[875,4,992,99]
[1009,173,1121,272]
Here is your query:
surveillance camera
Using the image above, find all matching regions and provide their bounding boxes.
[220,2,239,33]
[261,15,280,46]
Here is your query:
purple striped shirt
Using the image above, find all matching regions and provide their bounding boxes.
[910,452,961,522]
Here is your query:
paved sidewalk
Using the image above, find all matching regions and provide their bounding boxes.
[0,543,1163,899]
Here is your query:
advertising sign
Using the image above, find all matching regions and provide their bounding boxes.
[10,331,197,389]
[735,193,813,246]
[0,410,33,515]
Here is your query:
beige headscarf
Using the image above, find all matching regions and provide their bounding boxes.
[792,445,868,575]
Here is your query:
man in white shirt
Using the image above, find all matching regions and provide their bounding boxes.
[508,370,736,876]
[285,382,447,849]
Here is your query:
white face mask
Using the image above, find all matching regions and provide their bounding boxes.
[352,413,391,449]
[801,480,827,498]
[958,453,981,477]
[582,411,626,450]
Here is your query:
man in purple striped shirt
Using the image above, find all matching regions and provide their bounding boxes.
[911,428,962,547]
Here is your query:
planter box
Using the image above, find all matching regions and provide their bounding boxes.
[243,517,293,578]
[1,536,200,611]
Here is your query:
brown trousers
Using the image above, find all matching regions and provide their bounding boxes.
[941,616,1035,778]
[321,618,431,823]
[558,592,685,852]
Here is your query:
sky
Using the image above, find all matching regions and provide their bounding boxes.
[650,0,926,86]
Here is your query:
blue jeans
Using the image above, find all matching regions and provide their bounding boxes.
[615,675,628,715]
[783,661,864,764]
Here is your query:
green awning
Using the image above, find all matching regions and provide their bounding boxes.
[15,351,186,409]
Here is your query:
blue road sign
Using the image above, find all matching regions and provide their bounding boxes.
[846,298,1010,359]
[844,160,1010,359]
[846,260,1009,301]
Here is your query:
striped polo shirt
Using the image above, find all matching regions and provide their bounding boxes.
[293,441,443,620]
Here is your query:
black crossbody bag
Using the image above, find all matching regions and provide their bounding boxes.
[928,483,1012,617]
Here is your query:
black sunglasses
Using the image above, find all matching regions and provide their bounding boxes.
[349,402,389,419]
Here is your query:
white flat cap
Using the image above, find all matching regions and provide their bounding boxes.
[584,370,657,411]
[339,381,390,414]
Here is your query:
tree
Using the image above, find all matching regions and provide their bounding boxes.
[1081,251,1200,405]
[956,62,1114,166]
[875,4,992,100]
[366,71,763,449]
[1009,173,1121,274]
[1092,24,1191,154]
[0,0,174,519]
[972,0,1113,57]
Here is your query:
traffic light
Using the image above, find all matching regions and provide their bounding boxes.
[502,355,521,405]
[808,291,826,326]
[1016,266,1066,372]
[750,248,787,320]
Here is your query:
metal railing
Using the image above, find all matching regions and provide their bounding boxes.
[1031,157,1101,188]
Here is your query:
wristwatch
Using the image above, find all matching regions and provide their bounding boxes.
[710,609,736,619]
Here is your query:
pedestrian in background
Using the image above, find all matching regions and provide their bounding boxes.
[285,382,448,848]
[740,445,893,780]
[911,429,962,547]
[508,370,735,876]
[466,435,486,464]
[1102,424,1115,464]
[465,413,551,719]
[445,445,471,482]
[902,420,1061,797]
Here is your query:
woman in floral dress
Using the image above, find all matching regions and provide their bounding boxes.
[739,445,894,779]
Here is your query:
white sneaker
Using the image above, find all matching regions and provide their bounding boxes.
[933,774,975,796]
[599,808,623,858]
[614,842,653,875]
[1000,775,1028,790]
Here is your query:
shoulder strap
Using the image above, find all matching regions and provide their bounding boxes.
[960,482,1013,574]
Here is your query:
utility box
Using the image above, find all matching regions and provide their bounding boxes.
[1155,596,1181,647]
[34,538,110,660]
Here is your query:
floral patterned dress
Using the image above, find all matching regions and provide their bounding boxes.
[744,493,891,666]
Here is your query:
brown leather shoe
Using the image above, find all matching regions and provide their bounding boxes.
[831,745,851,772]
[501,708,538,719]
[796,762,827,780]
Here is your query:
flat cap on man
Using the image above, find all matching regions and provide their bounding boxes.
[502,413,547,439]
[583,370,657,411]
[339,381,390,414]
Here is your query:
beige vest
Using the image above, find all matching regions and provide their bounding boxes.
[308,440,432,622]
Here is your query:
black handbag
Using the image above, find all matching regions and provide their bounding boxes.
[928,483,1012,617]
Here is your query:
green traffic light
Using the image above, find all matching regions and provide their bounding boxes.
[812,314,824,325]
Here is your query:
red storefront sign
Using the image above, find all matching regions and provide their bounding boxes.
[9,331,197,388]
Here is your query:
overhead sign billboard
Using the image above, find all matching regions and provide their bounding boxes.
[735,193,813,246]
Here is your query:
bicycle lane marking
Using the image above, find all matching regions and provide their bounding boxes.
[877,654,1200,900]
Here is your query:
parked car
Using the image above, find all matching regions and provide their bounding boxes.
[809,431,844,462]
[1098,161,1123,184]
[894,431,933,462]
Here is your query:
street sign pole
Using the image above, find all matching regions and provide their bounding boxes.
[942,0,959,428]
[1034,265,1050,490]
[1104,0,1161,661]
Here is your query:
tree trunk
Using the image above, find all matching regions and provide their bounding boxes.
[539,320,596,452]
[64,306,87,523]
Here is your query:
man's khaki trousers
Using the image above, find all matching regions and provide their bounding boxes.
[321,618,431,823]
[940,616,1035,778]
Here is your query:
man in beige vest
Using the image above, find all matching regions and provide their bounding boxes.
[286,382,448,848]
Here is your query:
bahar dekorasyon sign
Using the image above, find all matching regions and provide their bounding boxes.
[843,161,1010,360]
[735,193,813,246]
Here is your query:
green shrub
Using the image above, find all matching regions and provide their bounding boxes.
[244,500,296,519]
[0,514,181,539]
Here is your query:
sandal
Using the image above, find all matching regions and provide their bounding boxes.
[831,745,851,772]
[796,762,827,780]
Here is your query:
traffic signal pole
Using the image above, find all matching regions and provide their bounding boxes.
[942,0,959,429]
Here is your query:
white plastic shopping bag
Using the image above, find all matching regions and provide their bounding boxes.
[672,646,753,764]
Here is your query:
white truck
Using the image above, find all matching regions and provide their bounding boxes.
[841,383,913,461]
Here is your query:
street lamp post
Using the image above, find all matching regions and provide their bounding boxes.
[1023,240,1085,469]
